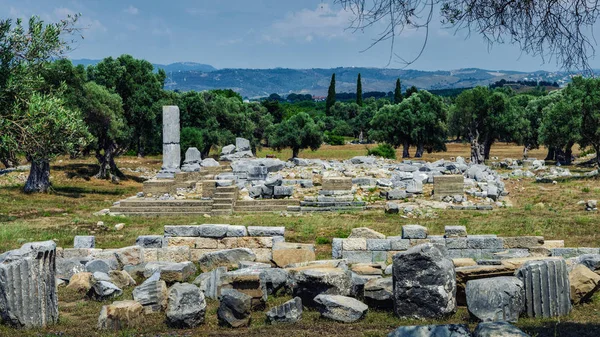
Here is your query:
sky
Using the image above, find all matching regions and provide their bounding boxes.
[2,0,599,71]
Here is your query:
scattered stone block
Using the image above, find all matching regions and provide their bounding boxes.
[113,246,143,267]
[348,227,386,239]
[466,276,525,322]
[85,259,117,274]
[393,244,456,319]
[0,241,58,328]
[332,238,343,259]
[132,272,168,313]
[472,322,530,337]
[570,264,600,304]
[193,267,227,300]
[166,283,206,328]
[97,300,144,331]
[220,268,267,310]
[433,175,464,199]
[272,242,315,267]
[157,246,190,263]
[351,263,384,275]
[388,324,471,337]
[385,202,399,214]
[364,277,393,309]
[67,272,93,293]
[314,294,368,323]
[288,267,352,307]
[402,224,428,239]
[74,236,95,248]
[88,280,123,301]
[516,258,571,318]
[260,268,291,296]
[198,248,256,270]
[109,270,136,289]
[453,258,477,267]
[265,297,303,324]
[218,289,252,328]
[144,261,196,284]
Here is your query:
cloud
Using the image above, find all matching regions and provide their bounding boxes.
[124,5,139,15]
[264,4,354,43]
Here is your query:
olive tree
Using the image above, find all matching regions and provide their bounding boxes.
[268,112,323,158]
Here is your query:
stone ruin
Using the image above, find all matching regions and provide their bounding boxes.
[105,105,512,218]
[2,223,600,335]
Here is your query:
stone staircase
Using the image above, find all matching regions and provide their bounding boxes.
[234,199,300,213]
[110,199,214,216]
[211,186,238,216]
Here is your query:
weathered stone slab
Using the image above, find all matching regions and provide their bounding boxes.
[265,297,302,324]
[220,268,267,310]
[444,226,467,238]
[193,267,227,300]
[288,267,352,307]
[217,289,252,328]
[433,175,464,199]
[321,177,352,191]
[0,241,58,328]
[466,277,525,322]
[136,235,164,248]
[132,272,168,313]
[166,283,206,328]
[314,294,368,323]
[197,248,256,270]
[402,225,428,239]
[74,236,95,248]
[348,227,385,239]
[473,322,530,337]
[272,242,315,267]
[247,226,285,237]
[393,244,456,319]
[364,277,393,309]
[569,264,600,304]
[97,300,144,331]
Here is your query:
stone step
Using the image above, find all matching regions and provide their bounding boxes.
[299,206,365,212]
[213,192,236,199]
[213,198,234,204]
[109,211,211,217]
[111,206,213,213]
[233,205,290,212]
[212,204,234,210]
[211,209,233,216]
[299,201,366,207]
[119,200,213,207]
[235,199,299,206]
[216,186,237,193]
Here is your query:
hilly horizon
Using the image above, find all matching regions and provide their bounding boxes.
[72,59,571,98]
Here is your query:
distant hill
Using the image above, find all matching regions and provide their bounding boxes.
[70,59,217,73]
[70,59,571,98]
[162,67,568,98]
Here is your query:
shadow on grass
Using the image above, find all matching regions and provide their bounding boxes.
[51,185,128,198]
[520,322,600,337]
[52,163,146,183]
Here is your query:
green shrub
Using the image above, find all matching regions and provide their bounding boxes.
[315,237,331,244]
[367,143,396,159]
[324,132,345,145]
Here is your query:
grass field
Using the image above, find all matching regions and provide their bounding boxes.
[1,143,599,336]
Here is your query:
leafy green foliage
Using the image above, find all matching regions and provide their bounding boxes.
[324,133,345,145]
[268,112,323,158]
[181,127,205,158]
[367,143,396,159]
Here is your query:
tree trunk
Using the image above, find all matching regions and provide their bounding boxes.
[470,137,485,164]
[402,141,410,158]
[414,143,424,158]
[545,147,556,161]
[523,144,530,159]
[24,159,51,193]
[565,143,573,165]
[292,147,299,158]
[483,139,493,160]
[201,144,212,159]
[595,145,600,168]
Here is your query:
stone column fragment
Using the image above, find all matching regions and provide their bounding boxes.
[516,258,571,318]
[0,241,58,328]
[157,106,181,179]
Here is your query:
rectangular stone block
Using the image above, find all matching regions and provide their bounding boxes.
[157,246,190,262]
[444,226,467,238]
[113,246,143,266]
[219,237,273,249]
[142,248,159,262]
[136,235,164,248]
[503,236,544,249]
[446,238,467,249]
[433,175,464,198]
[389,237,410,250]
[166,237,196,248]
[429,236,446,246]
[578,247,600,255]
[342,238,367,251]
[342,251,372,264]
[460,249,483,260]
[226,225,248,237]
[321,177,353,191]
[366,239,391,251]
[467,237,504,249]
[194,238,219,249]
[372,251,387,263]
[254,248,273,263]
[74,236,95,249]
[410,239,431,246]
[402,224,428,239]
[164,225,198,237]
[543,240,565,248]
[332,238,343,259]
[197,224,229,238]
[201,180,217,198]
[247,226,285,237]
[190,249,218,261]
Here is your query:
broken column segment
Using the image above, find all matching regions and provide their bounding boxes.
[0,241,58,328]
[157,106,181,179]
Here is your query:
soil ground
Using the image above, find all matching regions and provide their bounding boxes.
[1,143,599,337]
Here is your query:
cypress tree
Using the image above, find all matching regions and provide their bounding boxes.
[394,78,403,104]
[356,73,363,106]
[326,73,336,115]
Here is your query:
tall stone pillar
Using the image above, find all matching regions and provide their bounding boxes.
[0,241,58,328]
[157,106,181,179]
